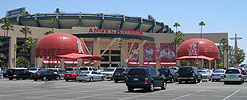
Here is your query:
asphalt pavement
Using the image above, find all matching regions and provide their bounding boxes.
[0,79,247,100]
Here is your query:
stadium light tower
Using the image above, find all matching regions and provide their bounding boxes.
[230,33,242,67]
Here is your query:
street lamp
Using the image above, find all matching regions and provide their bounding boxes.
[119,39,123,67]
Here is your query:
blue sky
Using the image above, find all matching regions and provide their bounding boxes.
[0,0,246,64]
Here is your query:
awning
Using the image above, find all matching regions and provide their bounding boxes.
[143,62,156,65]
[175,55,215,61]
[160,62,176,66]
[128,62,139,65]
[42,60,94,65]
[56,53,103,60]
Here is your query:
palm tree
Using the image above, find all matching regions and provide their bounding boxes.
[49,18,57,32]
[0,41,6,63]
[199,21,206,38]
[21,11,31,16]
[172,31,184,66]
[20,26,32,40]
[173,22,181,33]
[24,37,37,47]
[44,30,53,35]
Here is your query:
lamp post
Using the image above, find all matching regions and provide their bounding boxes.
[119,39,123,67]
[14,44,16,68]
[196,42,199,67]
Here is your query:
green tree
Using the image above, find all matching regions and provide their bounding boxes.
[217,38,230,67]
[228,46,245,67]
[173,22,180,33]
[16,56,30,68]
[0,17,14,37]
[21,37,37,53]
[172,31,184,66]
[199,21,205,38]
[21,11,31,16]
[0,41,6,63]
[49,18,57,32]
[20,26,32,40]
[44,30,53,35]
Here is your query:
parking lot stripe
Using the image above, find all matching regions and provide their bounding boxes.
[26,87,119,99]
[170,89,207,100]
[222,90,240,100]
[118,89,175,100]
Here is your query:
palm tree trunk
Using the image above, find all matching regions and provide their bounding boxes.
[200,26,202,38]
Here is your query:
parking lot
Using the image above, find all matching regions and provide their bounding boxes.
[0,79,247,100]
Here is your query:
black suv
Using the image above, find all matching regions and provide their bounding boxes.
[159,68,177,83]
[33,69,59,81]
[6,68,31,80]
[113,68,130,83]
[177,66,202,84]
[126,66,167,92]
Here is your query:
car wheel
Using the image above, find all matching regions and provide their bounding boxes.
[179,80,182,84]
[101,77,104,81]
[34,79,37,81]
[66,79,68,82]
[9,78,13,80]
[161,81,167,90]
[128,87,134,92]
[56,76,60,80]
[89,77,93,82]
[114,80,118,83]
[224,81,227,84]
[146,82,154,92]
[42,77,46,81]
[78,80,82,82]
[22,78,25,80]
[193,78,197,84]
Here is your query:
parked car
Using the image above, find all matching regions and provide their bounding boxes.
[159,68,177,82]
[198,69,212,81]
[239,67,247,81]
[65,67,78,72]
[224,68,244,84]
[113,67,130,83]
[177,66,202,84]
[29,68,41,79]
[126,66,167,92]
[64,71,79,82]
[79,67,96,72]
[6,68,31,80]
[0,70,5,79]
[76,71,104,82]
[51,68,66,79]
[101,67,117,80]
[33,69,59,81]
[212,69,225,82]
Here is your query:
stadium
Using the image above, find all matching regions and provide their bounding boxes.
[0,8,228,69]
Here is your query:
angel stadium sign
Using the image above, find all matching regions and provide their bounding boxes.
[88,25,143,35]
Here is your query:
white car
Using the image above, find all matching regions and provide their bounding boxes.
[79,67,96,72]
[198,69,212,81]
[101,67,117,80]
[76,71,104,82]
[212,69,225,81]
[28,68,41,74]
[224,68,244,84]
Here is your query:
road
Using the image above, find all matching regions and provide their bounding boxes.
[0,79,246,100]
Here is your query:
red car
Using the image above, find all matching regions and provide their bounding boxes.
[64,71,79,82]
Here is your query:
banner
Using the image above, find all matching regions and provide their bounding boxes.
[160,43,175,62]
[143,43,156,62]
[128,43,139,62]
[85,41,94,55]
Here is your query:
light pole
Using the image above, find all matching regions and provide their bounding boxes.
[14,44,16,68]
[119,39,123,67]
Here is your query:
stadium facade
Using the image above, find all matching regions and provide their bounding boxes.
[0,9,228,69]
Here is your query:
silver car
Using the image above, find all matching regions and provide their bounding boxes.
[76,71,104,82]
[224,68,244,84]
[212,69,225,81]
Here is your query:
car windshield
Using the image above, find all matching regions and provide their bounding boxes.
[226,69,240,74]
[198,70,207,74]
[80,68,88,70]
[159,69,169,74]
[214,70,225,73]
[66,71,75,74]
[179,67,193,73]
[128,69,146,75]
[104,69,115,72]
[66,68,75,71]
[29,68,38,71]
